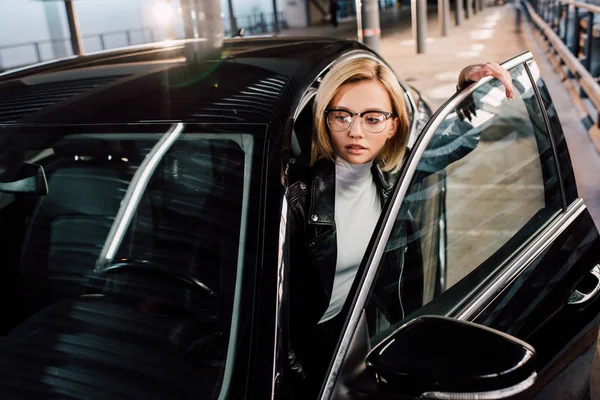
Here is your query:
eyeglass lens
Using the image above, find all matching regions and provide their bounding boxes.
[327,110,388,133]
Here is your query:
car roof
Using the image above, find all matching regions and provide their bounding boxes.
[0,37,369,127]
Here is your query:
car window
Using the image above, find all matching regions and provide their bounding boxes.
[0,126,258,399]
[364,62,563,341]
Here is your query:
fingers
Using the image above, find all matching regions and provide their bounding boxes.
[467,102,476,120]
[466,62,516,100]
[456,95,476,122]
[481,62,515,100]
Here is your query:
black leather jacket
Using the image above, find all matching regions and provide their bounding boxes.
[286,158,423,382]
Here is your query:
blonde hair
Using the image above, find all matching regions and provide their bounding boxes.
[311,57,409,172]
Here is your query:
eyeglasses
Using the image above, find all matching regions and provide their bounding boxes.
[325,109,394,134]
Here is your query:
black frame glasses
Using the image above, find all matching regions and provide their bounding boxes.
[324,109,394,134]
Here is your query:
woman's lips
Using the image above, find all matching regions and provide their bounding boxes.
[345,144,367,155]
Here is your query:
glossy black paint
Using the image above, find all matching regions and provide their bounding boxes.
[247,126,288,400]
[526,60,579,205]
[475,209,600,399]
[0,38,367,127]
[0,37,389,400]
[323,55,600,400]
[366,316,536,396]
[0,40,597,400]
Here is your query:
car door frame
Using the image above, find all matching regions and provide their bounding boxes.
[289,49,421,158]
[317,51,600,400]
[276,48,424,399]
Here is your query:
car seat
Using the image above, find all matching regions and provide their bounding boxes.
[17,139,145,315]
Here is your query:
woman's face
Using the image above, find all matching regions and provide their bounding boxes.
[327,79,398,165]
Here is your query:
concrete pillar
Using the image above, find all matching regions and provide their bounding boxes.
[64,0,83,55]
[456,0,464,25]
[272,0,280,33]
[357,0,382,52]
[165,0,177,40]
[227,0,238,35]
[412,0,427,53]
[283,0,310,27]
[305,0,311,26]
[189,0,224,56]
[44,1,69,59]
[181,0,198,39]
[438,0,450,36]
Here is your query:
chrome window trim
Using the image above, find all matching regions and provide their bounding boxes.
[218,134,255,400]
[291,49,419,147]
[292,50,373,120]
[98,122,184,262]
[524,61,568,210]
[454,198,586,321]
[293,87,317,120]
[271,197,288,399]
[89,125,252,399]
[319,50,556,400]
[319,74,432,397]
[421,372,537,399]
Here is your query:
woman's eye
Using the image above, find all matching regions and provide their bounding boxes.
[364,113,385,124]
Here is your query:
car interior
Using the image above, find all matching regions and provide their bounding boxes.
[0,132,250,398]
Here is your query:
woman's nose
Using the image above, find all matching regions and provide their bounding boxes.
[348,116,365,138]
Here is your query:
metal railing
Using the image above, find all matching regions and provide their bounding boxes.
[0,26,164,72]
[522,0,600,127]
[224,11,285,36]
[0,11,286,72]
[533,0,600,72]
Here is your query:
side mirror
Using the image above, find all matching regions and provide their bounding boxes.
[0,163,48,195]
[366,316,537,399]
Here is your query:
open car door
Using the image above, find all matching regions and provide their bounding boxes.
[322,52,600,400]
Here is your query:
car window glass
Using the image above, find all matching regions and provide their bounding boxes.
[0,128,258,399]
[363,62,563,341]
[527,60,577,202]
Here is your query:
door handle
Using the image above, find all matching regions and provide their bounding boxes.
[568,265,600,306]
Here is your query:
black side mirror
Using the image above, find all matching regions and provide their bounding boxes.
[366,316,536,398]
[234,28,245,37]
[0,163,48,195]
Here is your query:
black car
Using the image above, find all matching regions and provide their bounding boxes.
[0,38,598,400]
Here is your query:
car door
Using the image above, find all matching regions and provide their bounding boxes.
[319,52,600,400]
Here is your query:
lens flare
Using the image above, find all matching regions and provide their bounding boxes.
[153,2,175,26]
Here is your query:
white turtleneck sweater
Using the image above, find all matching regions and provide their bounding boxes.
[319,158,382,323]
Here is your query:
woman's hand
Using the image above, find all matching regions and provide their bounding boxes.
[457,62,515,100]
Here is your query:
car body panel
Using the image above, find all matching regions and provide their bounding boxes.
[0,38,596,400]
[318,52,600,400]
[475,207,600,399]
[0,38,367,127]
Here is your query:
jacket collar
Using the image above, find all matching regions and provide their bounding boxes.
[307,158,395,226]
[371,163,394,200]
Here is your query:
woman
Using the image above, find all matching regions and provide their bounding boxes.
[286,59,514,389]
